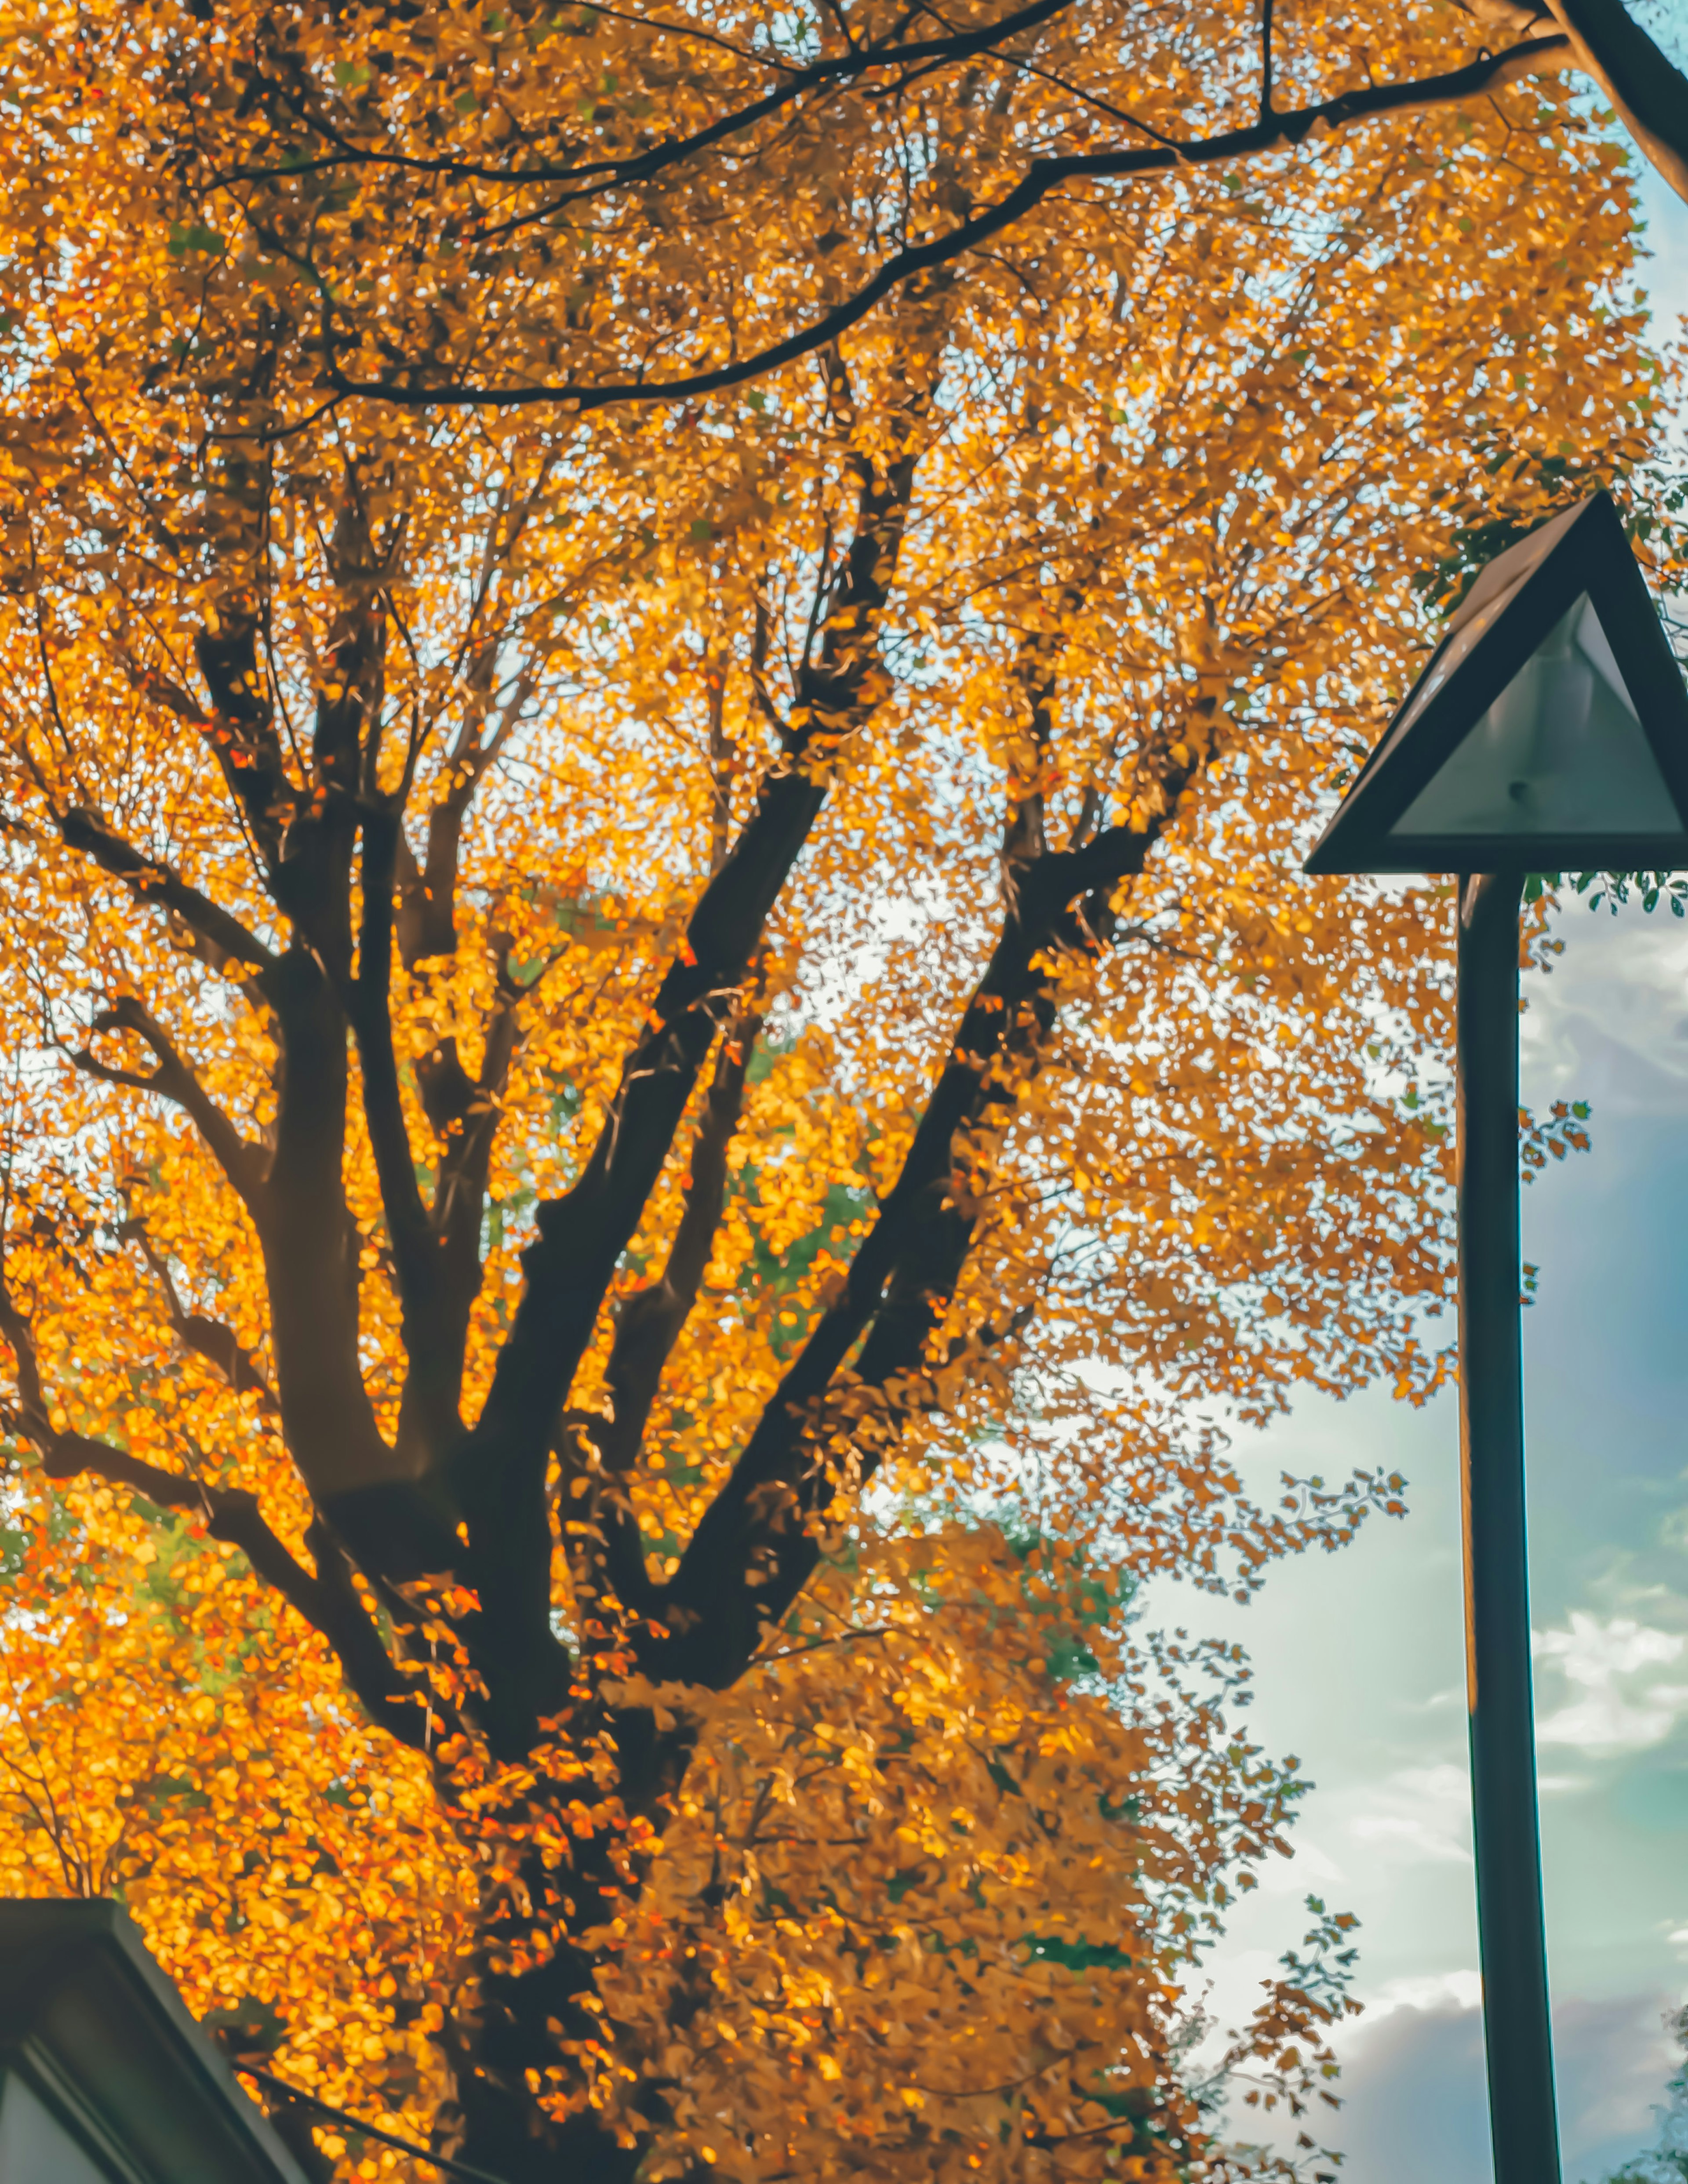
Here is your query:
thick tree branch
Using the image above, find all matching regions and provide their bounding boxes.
[0,1266,431,1749]
[562,1013,762,1616]
[602,1010,760,1468]
[247,571,413,1514]
[471,398,922,1459]
[447,402,929,1750]
[662,819,1154,1685]
[259,942,429,1515]
[1539,0,1688,204]
[0,1265,51,1428]
[77,995,270,1218]
[58,805,279,972]
[659,668,1219,1692]
[120,1221,278,1413]
[312,36,1570,414]
[388,983,524,1468]
[349,804,438,1341]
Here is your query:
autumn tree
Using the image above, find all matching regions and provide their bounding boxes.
[0,1492,1366,2179]
[0,1,1675,2177]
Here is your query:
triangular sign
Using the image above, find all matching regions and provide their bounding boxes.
[1305,491,1688,875]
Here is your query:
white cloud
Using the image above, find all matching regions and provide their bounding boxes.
[1519,896,1688,1116]
[1534,1612,1688,1753]
[1350,1813,1472,1862]
[1363,1967,1484,2021]
[1347,1762,1472,1867]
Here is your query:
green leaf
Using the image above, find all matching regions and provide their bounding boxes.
[167,222,225,259]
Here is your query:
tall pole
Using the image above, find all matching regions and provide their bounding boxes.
[1456,870,1561,2184]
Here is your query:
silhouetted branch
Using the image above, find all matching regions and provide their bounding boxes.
[447,395,929,1748]
[58,805,279,971]
[1539,0,1688,204]
[76,995,270,1217]
[348,803,437,1332]
[308,37,1569,416]
[0,1263,431,1748]
[664,818,1156,1684]
[120,1220,278,1412]
[227,0,1080,198]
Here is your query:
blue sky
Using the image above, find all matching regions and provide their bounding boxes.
[1144,155,1688,2184]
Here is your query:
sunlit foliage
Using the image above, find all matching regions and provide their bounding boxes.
[0,0,1674,2177]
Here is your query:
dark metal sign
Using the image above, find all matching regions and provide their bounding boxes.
[1307,490,1688,874]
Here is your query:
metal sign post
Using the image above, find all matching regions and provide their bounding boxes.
[1304,487,1688,2180]
[1457,869,1560,2184]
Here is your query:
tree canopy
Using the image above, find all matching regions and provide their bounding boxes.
[0,0,1677,2178]
[4,0,1687,411]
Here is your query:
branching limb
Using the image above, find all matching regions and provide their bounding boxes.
[58,805,279,973]
[746,588,789,747]
[663,818,1154,1685]
[314,37,1572,415]
[660,687,1220,1686]
[205,934,434,1534]
[76,995,270,1219]
[225,0,1080,199]
[119,1220,278,1413]
[705,655,735,875]
[247,554,427,1522]
[563,1009,763,1614]
[0,1262,53,1433]
[1451,0,1688,201]
[472,386,925,1449]
[1260,0,1277,120]
[0,1265,432,1749]
[451,391,931,1744]
[600,1008,762,1476]
[348,804,437,1340]
[392,972,525,1462]
[1536,0,1688,204]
